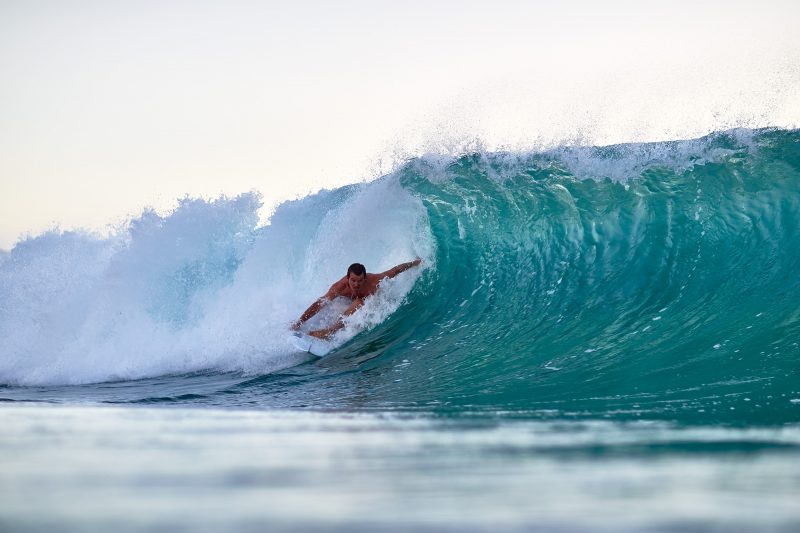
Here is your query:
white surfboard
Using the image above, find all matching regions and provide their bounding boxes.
[290,332,334,357]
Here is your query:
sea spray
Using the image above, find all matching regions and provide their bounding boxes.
[0,180,431,384]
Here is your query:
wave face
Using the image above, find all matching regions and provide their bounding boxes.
[2,129,800,421]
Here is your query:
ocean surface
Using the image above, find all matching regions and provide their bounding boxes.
[1,128,799,531]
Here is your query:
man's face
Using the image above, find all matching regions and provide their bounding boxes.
[348,272,366,293]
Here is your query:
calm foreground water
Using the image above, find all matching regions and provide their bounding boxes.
[2,404,799,533]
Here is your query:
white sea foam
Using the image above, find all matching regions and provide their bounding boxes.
[0,178,433,385]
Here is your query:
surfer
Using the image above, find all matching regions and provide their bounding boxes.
[291,259,423,339]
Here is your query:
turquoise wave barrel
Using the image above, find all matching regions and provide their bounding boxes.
[341,129,800,422]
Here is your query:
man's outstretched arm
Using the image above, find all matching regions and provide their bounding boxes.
[291,284,339,330]
[291,298,326,331]
[378,258,423,281]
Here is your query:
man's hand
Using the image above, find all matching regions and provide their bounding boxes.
[309,328,332,340]
[381,257,424,281]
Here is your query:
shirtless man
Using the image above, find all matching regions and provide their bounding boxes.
[291,259,422,339]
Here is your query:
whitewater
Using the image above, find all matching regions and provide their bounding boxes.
[2,128,800,532]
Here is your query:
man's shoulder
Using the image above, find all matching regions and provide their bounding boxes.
[328,276,348,294]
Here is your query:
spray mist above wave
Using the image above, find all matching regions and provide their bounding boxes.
[0,179,432,386]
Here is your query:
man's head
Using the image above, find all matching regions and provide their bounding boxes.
[347,263,367,292]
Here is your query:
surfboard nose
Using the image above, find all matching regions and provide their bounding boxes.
[291,332,313,353]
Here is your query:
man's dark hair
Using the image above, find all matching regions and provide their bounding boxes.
[347,263,366,277]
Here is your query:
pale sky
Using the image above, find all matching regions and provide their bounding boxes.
[2,0,799,249]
